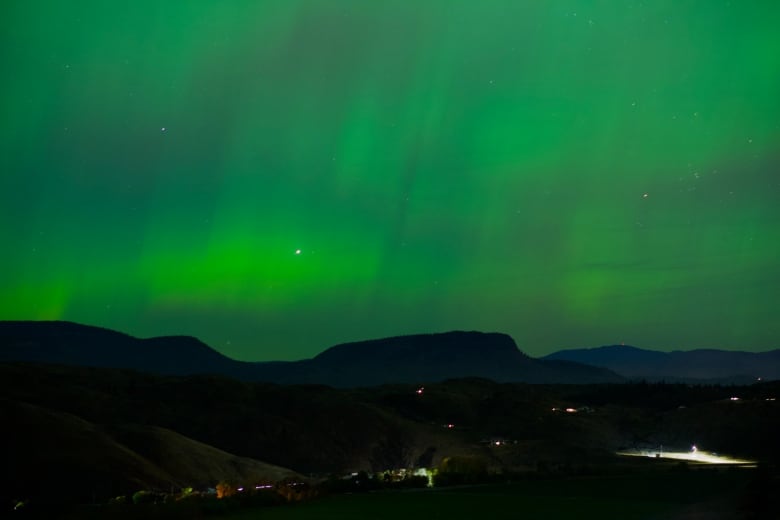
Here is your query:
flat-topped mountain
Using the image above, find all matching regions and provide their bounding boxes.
[299,331,620,385]
[309,332,529,385]
[0,322,620,385]
[543,344,780,383]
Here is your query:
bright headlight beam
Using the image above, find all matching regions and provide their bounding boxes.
[616,449,754,465]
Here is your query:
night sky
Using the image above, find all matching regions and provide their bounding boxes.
[2,2,779,361]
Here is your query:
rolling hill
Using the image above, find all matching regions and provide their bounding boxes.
[1,397,301,506]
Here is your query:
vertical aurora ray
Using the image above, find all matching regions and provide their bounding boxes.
[2,1,779,359]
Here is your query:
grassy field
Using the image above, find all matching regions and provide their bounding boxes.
[226,468,756,520]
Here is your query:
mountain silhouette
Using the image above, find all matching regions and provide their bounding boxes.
[301,331,620,385]
[543,344,780,382]
[0,320,238,375]
[0,321,620,386]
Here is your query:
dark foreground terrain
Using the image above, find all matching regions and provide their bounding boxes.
[228,469,775,520]
[53,466,779,519]
[2,358,779,517]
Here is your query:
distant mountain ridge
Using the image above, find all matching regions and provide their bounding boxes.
[0,321,620,386]
[0,320,238,375]
[543,344,780,383]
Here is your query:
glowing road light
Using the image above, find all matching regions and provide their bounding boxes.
[617,448,754,465]
[415,387,424,395]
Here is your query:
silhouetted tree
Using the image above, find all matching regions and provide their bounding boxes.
[370,426,413,471]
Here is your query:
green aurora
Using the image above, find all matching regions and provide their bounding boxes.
[2,1,779,360]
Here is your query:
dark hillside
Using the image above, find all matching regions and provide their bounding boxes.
[1,398,172,504]
[1,396,302,506]
[0,363,444,475]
